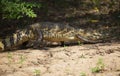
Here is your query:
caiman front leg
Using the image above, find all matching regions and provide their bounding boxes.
[26,29,43,49]
[34,28,43,48]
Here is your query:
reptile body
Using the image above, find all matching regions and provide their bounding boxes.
[26,22,103,48]
[0,22,103,51]
[30,22,102,43]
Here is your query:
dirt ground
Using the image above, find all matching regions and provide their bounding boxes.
[0,43,120,76]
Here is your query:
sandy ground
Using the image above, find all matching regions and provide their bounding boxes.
[0,43,120,76]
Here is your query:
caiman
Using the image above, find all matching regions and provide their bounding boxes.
[29,22,103,42]
[0,22,103,51]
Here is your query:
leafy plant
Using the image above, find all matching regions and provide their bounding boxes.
[1,0,41,19]
[91,66,101,73]
[96,58,105,69]
[91,58,105,73]
[80,72,86,76]
[18,55,26,64]
[34,69,41,76]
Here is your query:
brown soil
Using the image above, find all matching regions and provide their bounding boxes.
[0,0,120,76]
[0,43,120,76]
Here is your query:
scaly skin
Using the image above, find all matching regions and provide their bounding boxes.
[30,22,103,43]
[0,22,103,51]
[0,28,42,51]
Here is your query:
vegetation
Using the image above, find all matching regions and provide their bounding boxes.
[18,54,26,64]
[91,58,105,73]
[1,0,41,19]
[0,0,119,40]
[80,72,86,76]
[34,69,41,76]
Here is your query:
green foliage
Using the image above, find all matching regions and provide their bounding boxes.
[91,66,101,73]
[92,0,100,11]
[34,69,41,76]
[18,55,26,64]
[1,0,41,19]
[92,0,100,7]
[91,58,105,73]
[80,72,86,76]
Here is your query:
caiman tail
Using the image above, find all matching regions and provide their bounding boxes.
[0,29,36,51]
